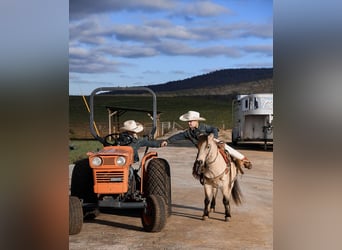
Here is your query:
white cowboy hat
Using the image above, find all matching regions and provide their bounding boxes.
[179,111,206,121]
[120,120,144,133]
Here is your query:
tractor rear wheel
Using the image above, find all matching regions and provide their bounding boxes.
[144,158,172,217]
[69,196,83,235]
[141,195,166,232]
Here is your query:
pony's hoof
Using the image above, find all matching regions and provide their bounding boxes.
[202,216,208,221]
[225,217,230,222]
[210,208,215,213]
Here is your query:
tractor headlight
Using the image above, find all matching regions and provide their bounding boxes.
[116,156,126,166]
[91,156,103,167]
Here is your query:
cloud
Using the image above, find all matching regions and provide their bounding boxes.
[191,22,273,40]
[155,41,241,57]
[70,0,175,20]
[70,16,272,47]
[99,45,158,58]
[241,44,273,57]
[70,0,230,20]
[112,23,202,42]
[69,50,126,74]
[237,23,273,39]
[171,70,188,75]
[177,1,231,17]
[69,18,109,46]
[69,1,273,77]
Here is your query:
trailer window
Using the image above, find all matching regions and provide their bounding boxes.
[249,97,253,109]
[244,99,248,109]
[254,97,259,109]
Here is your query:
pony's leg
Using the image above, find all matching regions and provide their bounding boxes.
[221,184,232,221]
[223,195,231,221]
[202,184,212,220]
[210,187,218,213]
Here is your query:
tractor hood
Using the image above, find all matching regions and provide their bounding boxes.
[87,146,133,157]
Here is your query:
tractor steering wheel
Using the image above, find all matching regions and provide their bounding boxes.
[103,133,120,146]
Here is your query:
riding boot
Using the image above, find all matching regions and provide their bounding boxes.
[217,140,253,170]
[242,157,252,169]
[221,149,243,175]
[227,155,243,174]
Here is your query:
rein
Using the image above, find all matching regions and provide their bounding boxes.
[205,143,219,165]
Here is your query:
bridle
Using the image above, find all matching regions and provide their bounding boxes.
[205,141,219,166]
[200,138,230,181]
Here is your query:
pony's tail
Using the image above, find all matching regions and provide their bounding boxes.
[231,179,243,205]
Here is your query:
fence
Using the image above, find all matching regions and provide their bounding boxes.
[70,121,184,140]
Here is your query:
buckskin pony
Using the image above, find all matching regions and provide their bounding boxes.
[193,133,243,221]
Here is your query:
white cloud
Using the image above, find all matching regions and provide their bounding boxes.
[241,44,273,56]
[178,0,231,17]
[70,0,176,20]
[100,45,158,58]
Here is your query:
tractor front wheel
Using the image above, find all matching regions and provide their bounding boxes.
[70,158,98,219]
[141,195,167,232]
[69,196,83,235]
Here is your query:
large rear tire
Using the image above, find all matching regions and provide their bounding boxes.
[69,196,83,235]
[144,158,172,217]
[141,195,167,232]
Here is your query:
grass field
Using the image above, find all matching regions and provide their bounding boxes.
[69,94,235,163]
[69,94,235,138]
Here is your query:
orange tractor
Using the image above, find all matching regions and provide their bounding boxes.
[69,87,171,234]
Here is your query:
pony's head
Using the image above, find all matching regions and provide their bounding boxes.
[193,133,215,178]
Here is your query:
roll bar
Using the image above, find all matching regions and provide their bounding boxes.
[89,87,157,144]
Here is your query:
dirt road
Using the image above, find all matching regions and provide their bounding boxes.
[69,142,273,249]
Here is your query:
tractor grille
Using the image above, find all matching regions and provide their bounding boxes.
[96,171,124,183]
[103,158,115,165]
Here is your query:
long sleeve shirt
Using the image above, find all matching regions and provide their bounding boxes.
[129,136,162,162]
[166,123,219,147]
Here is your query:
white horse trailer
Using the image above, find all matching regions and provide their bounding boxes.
[231,93,273,149]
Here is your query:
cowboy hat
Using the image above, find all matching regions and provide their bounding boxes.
[179,111,206,121]
[120,120,144,133]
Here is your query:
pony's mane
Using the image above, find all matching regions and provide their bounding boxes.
[197,134,208,147]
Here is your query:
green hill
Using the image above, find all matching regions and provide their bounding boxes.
[147,67,273,95]
[69,67,273,139]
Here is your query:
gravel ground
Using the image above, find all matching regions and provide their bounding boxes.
[69,134,273,250]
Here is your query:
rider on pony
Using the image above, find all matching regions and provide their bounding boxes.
[161,111,252,181]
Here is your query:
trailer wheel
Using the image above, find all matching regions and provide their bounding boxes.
[69,196,83,235]
[141,195,167,232]
[144,158,172,217]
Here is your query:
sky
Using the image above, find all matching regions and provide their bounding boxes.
[69,0,273,95]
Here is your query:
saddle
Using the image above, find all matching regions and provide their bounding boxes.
[217,143,244,175]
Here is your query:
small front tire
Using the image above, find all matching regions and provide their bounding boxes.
[141,195,167,232]
[69,196,83,235]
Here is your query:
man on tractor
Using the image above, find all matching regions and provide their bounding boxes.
[118,119,166,162]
